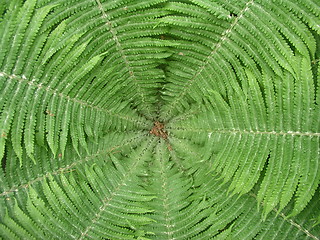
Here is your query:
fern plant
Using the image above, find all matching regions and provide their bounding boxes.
[0,0,319,239]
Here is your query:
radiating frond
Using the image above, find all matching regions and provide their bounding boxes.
[0,139,157,239]
[169,54,320,218]
[160,0,320,120]
[0,0,319,239]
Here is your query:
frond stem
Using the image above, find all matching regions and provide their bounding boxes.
[78,138,155,239]
[0,71,147,126]
[170,127,320,137]
[94,0,152,118]
[0,133,146,197]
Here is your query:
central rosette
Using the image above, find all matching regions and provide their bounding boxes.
[149,121,168,139]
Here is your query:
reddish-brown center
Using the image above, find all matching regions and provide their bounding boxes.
[149,121,168,139]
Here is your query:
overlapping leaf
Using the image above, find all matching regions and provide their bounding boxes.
[0,0,319,239]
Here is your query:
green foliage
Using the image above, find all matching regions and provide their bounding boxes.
[0,0,319,239]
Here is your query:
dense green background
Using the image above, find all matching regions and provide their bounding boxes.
[0,0,319,239]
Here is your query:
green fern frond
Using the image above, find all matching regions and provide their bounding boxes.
[1,138,157,239]
[170,54,320,218]
[1,0,320,239]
